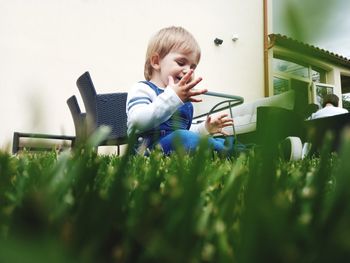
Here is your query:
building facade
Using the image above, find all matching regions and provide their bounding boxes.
[268,34,350,108]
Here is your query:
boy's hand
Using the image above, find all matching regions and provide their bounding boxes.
[205,113,233,135]
[168,69,207,102]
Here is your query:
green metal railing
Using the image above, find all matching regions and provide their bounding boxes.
[193,91,244,139]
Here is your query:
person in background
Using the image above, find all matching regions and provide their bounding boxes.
[126,26,238,155]
[302,93,348,158]
[309,93,348,120]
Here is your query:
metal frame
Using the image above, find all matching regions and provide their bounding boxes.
[193,91,244,139]
[193,91,244,119]
[12,132,75,154]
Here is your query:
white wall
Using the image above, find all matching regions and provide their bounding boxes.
[0,0,264,151]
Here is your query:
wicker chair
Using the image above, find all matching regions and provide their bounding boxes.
[76,71,128,154]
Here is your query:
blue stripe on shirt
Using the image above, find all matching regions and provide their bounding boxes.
[128,100,150,111]
[128,96,152,104]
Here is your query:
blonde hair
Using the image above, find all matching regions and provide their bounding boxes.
[144,26,201,80]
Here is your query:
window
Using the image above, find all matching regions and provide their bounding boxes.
[312,67,326,83]
[313,83,334,107]
[341,75,350,111]
[272,57,327,98]
[273,58,309,79]
[273,76,289,95]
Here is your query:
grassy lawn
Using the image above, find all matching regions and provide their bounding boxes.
[1,132,350,263]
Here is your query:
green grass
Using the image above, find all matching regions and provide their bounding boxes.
[1,131,350,262]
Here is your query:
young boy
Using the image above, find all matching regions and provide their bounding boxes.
[126,26,235,155]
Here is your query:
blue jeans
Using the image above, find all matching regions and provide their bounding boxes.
[157,130,231,155]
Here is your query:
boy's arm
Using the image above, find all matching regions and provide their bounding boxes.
[190,122,210,135]
[190,113,233,136]
[127,82,183,134]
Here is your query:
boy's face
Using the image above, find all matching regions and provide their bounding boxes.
[150,51,198,88]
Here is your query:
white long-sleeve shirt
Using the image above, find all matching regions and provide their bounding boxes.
[126,81,208,135]
[310,105,348,119]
